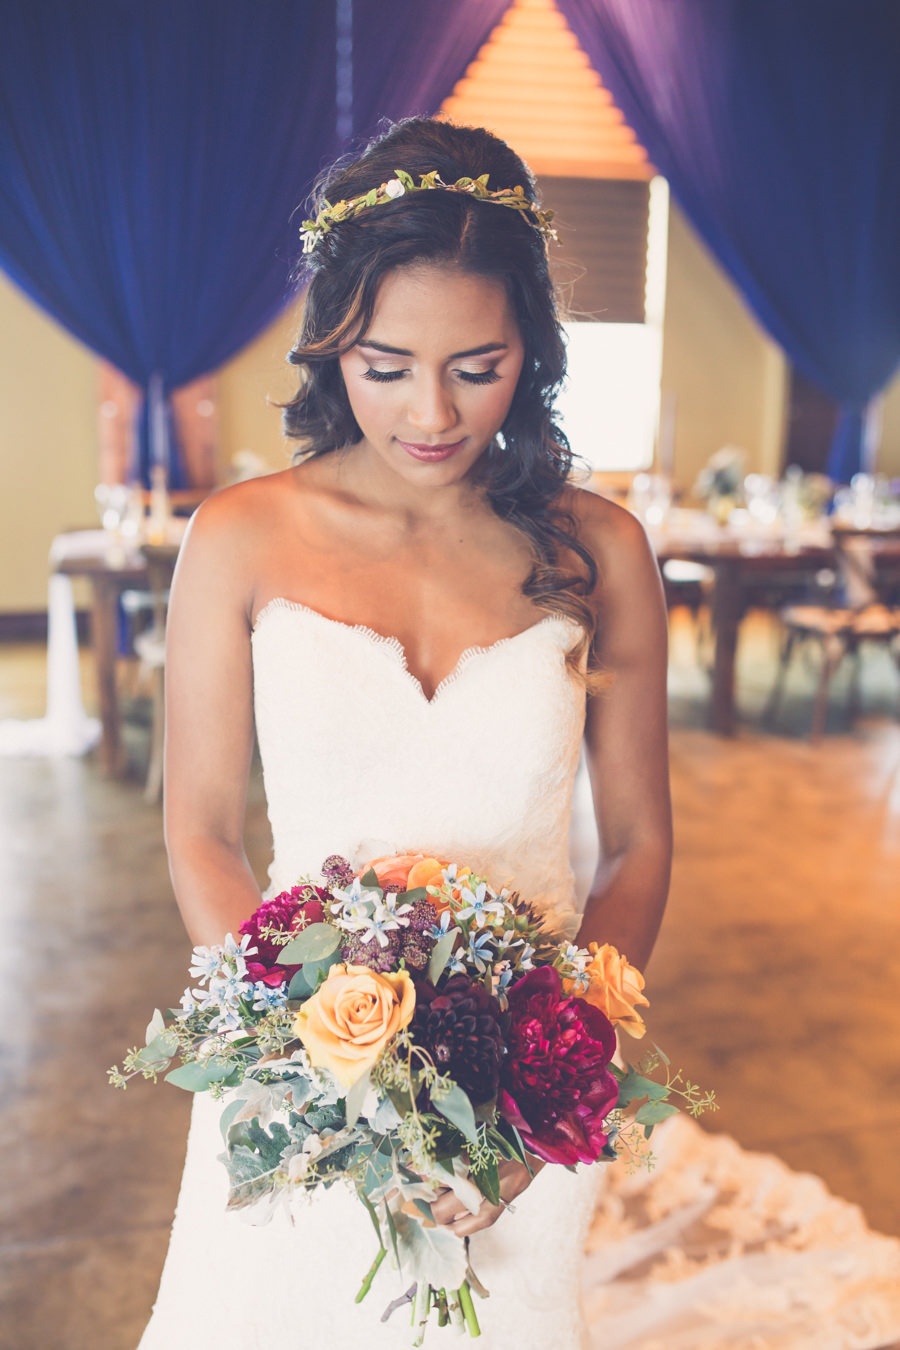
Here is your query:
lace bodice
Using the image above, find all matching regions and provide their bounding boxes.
[251,598,586,937]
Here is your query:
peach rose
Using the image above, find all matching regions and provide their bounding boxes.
[362,853,437,889]
[293,963,416,1087]
[572,943,650,1039]
[405,857,448,890]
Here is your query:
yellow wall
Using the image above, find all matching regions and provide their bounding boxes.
[0,271,98,611]
[661,203,788,493]
[216,302,300,473]
[877,372,900,479]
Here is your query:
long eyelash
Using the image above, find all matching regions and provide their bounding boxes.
[362,368,405,383]
[458,370,501,385]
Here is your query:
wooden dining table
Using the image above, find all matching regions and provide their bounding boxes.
[652,523,834,735]
[53,537,180,775]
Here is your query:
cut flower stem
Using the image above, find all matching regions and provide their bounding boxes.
[355,1245,386,1302]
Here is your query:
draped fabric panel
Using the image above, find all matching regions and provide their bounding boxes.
[556,0,900,479]
[351,0,514,136]
[0,0,340,480]
[0,0,511,482]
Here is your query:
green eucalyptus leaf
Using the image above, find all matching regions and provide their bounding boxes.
[302,949,343,990]
[165,1059,238,1092]
[277,922,341,965]
[472,1155,500,1206]
[134,1031,178,1071]
[427,929,458,985]
[145,1008,166,1044]
[615,1070,668,1108]
[287,967,314,1000]
[634,1099,679,1127]
[358,868,381,891]
[432,1082,477,1144]
[398,886,427,905]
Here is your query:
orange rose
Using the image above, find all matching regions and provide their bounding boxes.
[362,853,436,889]
[405,857,448,890]
[573,943,649,1039]
[293,964,416,1087]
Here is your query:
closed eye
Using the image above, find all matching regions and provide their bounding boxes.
[362,367,406,383]
[361,366,501,386]
[456,369,501,385]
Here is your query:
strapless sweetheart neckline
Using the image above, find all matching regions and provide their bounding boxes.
[251,596,576,705]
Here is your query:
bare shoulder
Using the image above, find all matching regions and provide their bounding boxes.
[560,483,661,595]
[172,470,298,618]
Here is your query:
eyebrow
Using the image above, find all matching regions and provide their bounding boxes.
[356,339,509,359]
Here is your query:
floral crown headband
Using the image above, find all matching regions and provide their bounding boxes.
[300,168,557,255]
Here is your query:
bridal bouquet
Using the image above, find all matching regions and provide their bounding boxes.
[111,853,714,1342]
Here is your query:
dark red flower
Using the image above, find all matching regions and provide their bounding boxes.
[239,886,327,987]
[412,976,505,1106]
[497,966,618,1166]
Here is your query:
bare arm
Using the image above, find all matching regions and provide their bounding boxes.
[163,490,263,946]
[576,495,672,972]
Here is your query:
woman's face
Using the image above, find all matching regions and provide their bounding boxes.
[338,263,525,488]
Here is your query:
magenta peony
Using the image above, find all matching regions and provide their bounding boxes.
[239,886,327,987]
[497,966,618,1166]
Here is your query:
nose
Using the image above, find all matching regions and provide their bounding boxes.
[406,374,458,437]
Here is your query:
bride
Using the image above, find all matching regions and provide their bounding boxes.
[141,117,900,1349]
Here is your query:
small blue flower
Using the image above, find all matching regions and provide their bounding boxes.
[222,932,257,962]
[251,981,288,1013]
[425,910,455,943]
[336,897,376,934]
[456,882,505,930]
[381,892,413,927]
[358,900,403,949]
[188,945,224,984]
[179,987,199,1016]
[464,928,496,974]
[330,877,381,916]
[210,1006,244,1033]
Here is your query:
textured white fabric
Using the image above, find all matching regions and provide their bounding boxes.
[139,601,900,1349]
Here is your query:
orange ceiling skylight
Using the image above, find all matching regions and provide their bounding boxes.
[440,0,651,180]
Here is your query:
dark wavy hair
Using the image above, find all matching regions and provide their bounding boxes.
[283,116,601,679]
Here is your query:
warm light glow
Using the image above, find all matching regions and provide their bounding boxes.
[556,178,669,472]
[440,0,651,180]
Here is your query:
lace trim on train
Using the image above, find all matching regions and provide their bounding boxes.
[251,596,576,704]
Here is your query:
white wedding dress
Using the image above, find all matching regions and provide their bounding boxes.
[139,599,900,1350]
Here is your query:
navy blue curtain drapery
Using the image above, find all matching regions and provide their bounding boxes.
[350,0,513,136]
[0,0,511,484]
[557,0,900,480]
[0,0,340,484]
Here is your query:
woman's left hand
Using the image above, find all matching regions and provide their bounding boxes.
[429,1157,545,1236]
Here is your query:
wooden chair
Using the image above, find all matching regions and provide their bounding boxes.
[661,558,715,666]
[765,535,900,738]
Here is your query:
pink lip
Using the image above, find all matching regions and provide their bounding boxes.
[396,438,466,463]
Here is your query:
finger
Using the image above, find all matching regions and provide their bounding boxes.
[429,1192,470,1226]
[445,1203,502,1237]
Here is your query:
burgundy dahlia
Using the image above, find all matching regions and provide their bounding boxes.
[497,966,618,1166]
[239,885,327,987]
[412,976,505,1107]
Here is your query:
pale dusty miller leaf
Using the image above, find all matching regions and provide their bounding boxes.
[392,1210,468,1290]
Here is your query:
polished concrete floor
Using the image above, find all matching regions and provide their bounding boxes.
[1,611,899,1350]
